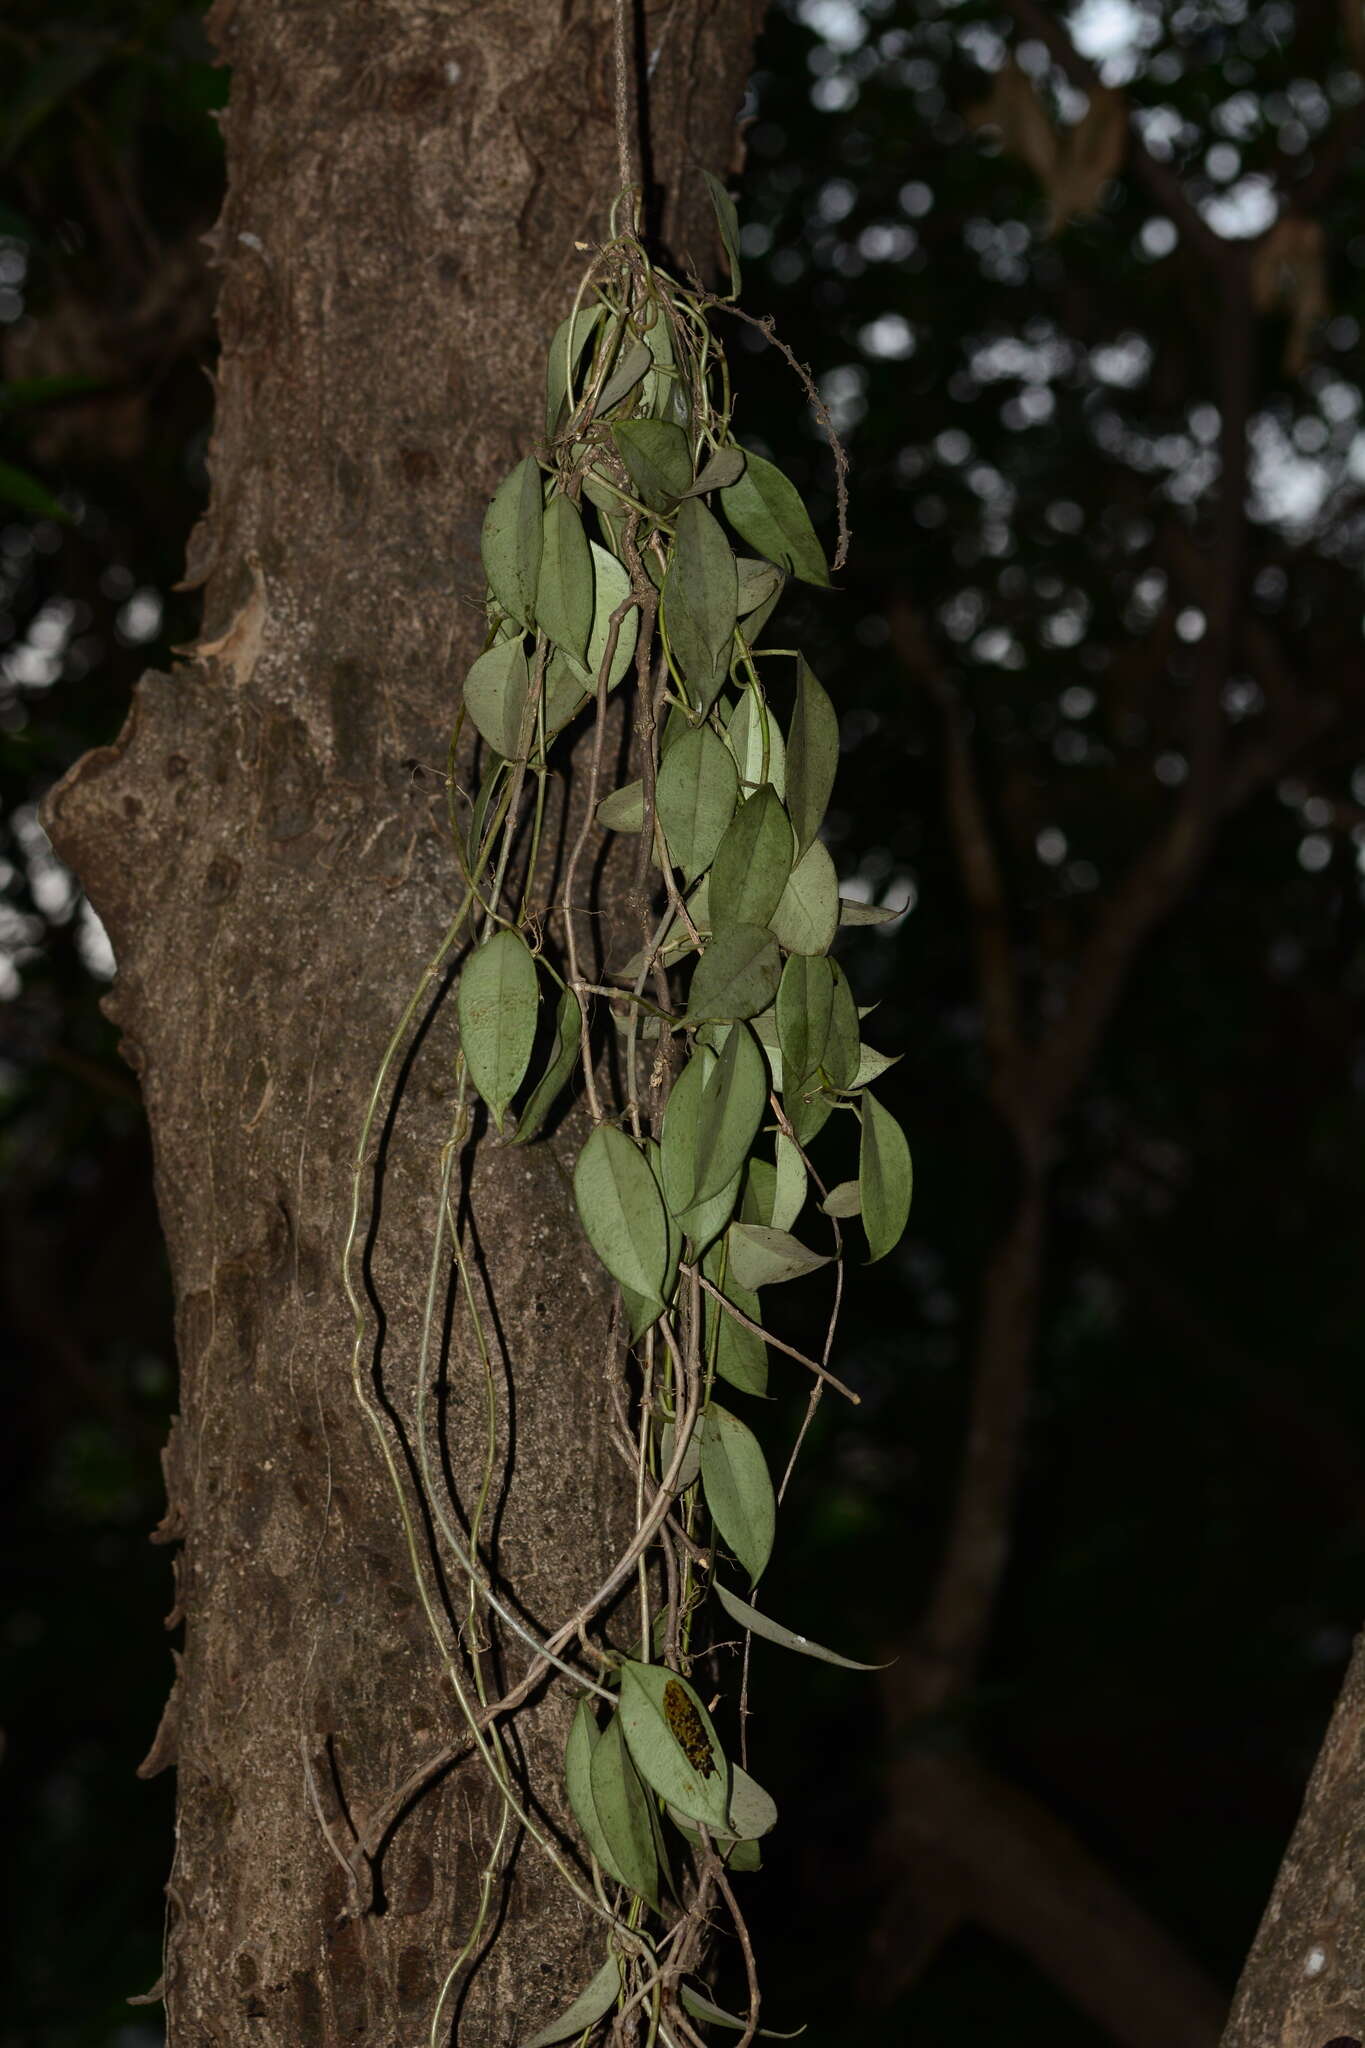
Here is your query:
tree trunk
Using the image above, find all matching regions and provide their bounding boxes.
[44,4,761,2040]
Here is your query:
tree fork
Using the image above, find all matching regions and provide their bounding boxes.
[43,3,763,2040]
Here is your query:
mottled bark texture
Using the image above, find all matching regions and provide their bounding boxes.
[1221,1632,1365,2048]
[43,4,762,2041]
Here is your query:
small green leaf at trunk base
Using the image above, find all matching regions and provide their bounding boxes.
[458,930,539,1132]
[573,1125,670,1316]
[481,455,543,628]
[701,1403,776,1585]
[618,1661,730,1829]
[720,448,830,587]
[859,1092,913,1263]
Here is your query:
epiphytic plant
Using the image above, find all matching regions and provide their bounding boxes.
[343,166,911,2048]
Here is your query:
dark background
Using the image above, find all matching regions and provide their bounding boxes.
[4,1,1364,2041]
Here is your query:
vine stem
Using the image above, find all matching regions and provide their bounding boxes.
[613,0,637,202]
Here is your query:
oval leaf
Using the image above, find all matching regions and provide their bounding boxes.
[776,954,834,1089]
[703,169,743,300]
[726,1223,830,1292]
[596,779,645,833]
[565,1698,629,1886]
[481,455,543,628]
[613,418,693,509]
[710,787,794,936]
[769,837,839,956]
[589,1711,659,1907]
[859,1092,913,1263]
[656,723,739,883]
[702,1250,769,1396]
[594,335,653,414]
[693,1022,768,1208]
[786,657,839,858]
[463,637,531,760]
[821,1179,861,1218]
[713,1582,886,1671]
[618,1661,730,1830]
[725,686,787,800]
[685,925,782,1025]
[685,444,747,495]
[573,1125,670,1315]
[545,305,602,437]
[700,1403,776,1585]
[513,984,580,1146]
[537,493,593,665]
[458,930,539,1133]
[720,448,830,587]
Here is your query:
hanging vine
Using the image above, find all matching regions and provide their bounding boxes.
[342,169,912,2048]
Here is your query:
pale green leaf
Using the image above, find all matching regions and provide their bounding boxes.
[676,1167,742,1258]
[660,1414,701,1491]
[821,1179,861,1218]
[727,1762,779,1840]
[537,494,593,665]
[786,657,838,857]
[702,1249,768,1396]
[685,924,782,1024]
[574,1126,670,1315]
[824,963,860,1089]
[724,688,787,800]
[684,444,747,496]
[720,449,830,587]
[481,455,543,628]
[565,1698,628,1886]
[727,1223,830,1292]
[613,418,693,509]
[709,788,794,935]
[596,780,644,833]
[522,1955,621,2048]
[458,930,539,1133]
[859,1092,913,1263]
[545,305,602,438]
[665,497,738,710]
[713,1582,886,1671]
[544,542,641,731]
[618,1661,729,1829]
[590,1711,659,1907]
[660,1046,712,1221]
[463,637,531,760]
[769,838,839,956]
[666,1817,762,1873]
[749,1006,784,1092]
[512,985,580,1146]
[594,335,652,414]
[703,169,743,299]
[775,954,834,1088]
[735,556,784,618]
[839,897,899,927]
[700,1403,775,1584]
[692,1023,767,1207]
[656,723,739,883]
[853,1041,900,1088]
[679,1983,803,2039]
[772,1133,806,1232]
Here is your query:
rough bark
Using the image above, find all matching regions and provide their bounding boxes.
[44,4,762,2041]
[1221,1632,1365,2048]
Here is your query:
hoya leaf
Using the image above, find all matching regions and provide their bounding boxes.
[684,924,782,1025]
[824,964,861,1090]
[656,723,739,883]
[775,954,834,1089]
[613,418,693,509]
[589,1711,659,1907]
[692,1023,767,1207]
[724,688,787,801]
[676,1167,742,1258]
[749,1006,784,1093]
[665,498,738,710]
[713,1582,886,1671]
[684,444,747,496]
[772,1133,807,1233]
[679,1984,804,2039]
[821,1179,861,1217]
[458,930,539,1133]
[700,1403,776,1585]
[660,1045,712,1221]
[727,1223,830,1292]
[512,985,580,1146]
[710,788,794,936]
[740,1157,777,1229]
[703,168,743,299]
[735,556,784,619]
[564,1698,628,1886]
[702,1250,768,1396]
[573,1125,670,1316]
[660,1414,702,1491]
[594,335,652,414]
[853,1041,901,1088]
[553,540,640,694]
[773,844,839,959]
[859,1092,913,1263]
[839,897,899,927]
[481,455,543,628]
[784,1078,834,1147]
[641,306,679,420]
[646,1136,682,1318]
[596,780,645,833]
[522,1955,621,2048]
[720,449,830,588]
[666,1816,762,1873]
[545,304,602,438]
[618,1661,730,1829]
[463,637,531,761]
[727,1763,779,1840]
[786,657,838,858]
[537,494,594,665]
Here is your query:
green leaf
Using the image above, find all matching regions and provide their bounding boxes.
[666,1817,762,1874]
[724,689,787,801]
[692,1023,768,1207]
[660,1414,701,1491]
[772,1134,806,1232]
[720,450,830,588]
[680,1985,803,2038]
[665,498,738,711]
[786,658,839,857]
[853,1042,900,1088]
[768,839,839,956]
[713,1582,886,1671]
[613,419,693,509]
[656,724,739,883]
[859,1093,913,1263]
[727,1763,779,1840]
[727,1223,830,1292]
[703,169,743,299]
[565,1698,629,1885]
[685,444,747,496]
[522,1955,622,2048]
[545,305,602,437]
[776,955,834,1089]
[660,1045,712,1220]
[618,1661,730,1829]
[594,335,653,414]
[702,1250,769,1396]
[824,964,860,1088]
[481,455,543,628]
[597,780,645,833]
[821,1180,861,1218]
[590,1711,659,1907]
[458,930,540,1132]
[574,1126,670,1316]
[735,556,784,618]
[700,1404,775,1584]
[545,541,640,725]
[513,985,580,1145]
[710,789,794,935]
[537,494,594,665]
[462,637,531,760]
[839,897,900,927]
[676,1168,742,1258]
[685,925,782,1025]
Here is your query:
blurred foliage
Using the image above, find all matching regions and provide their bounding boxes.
[4,1,1365,2043]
